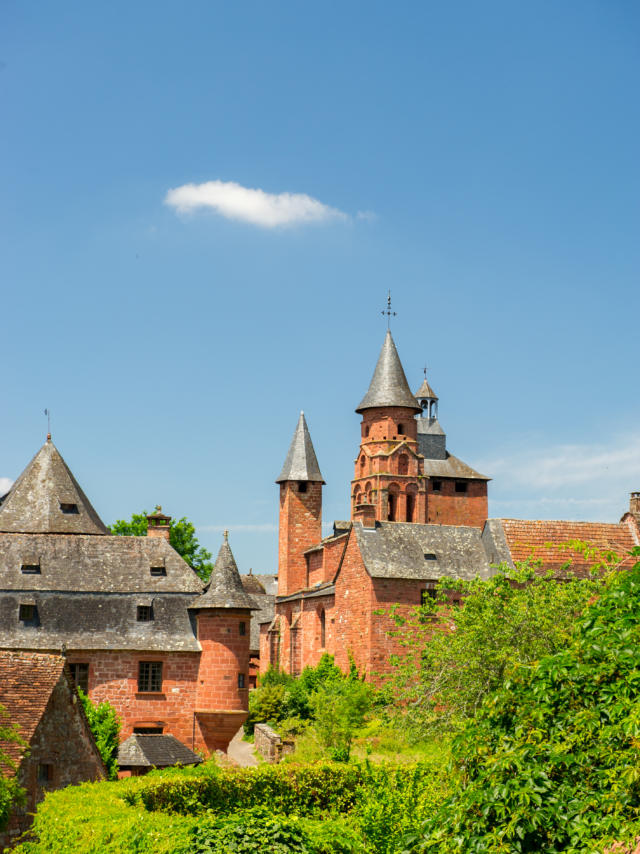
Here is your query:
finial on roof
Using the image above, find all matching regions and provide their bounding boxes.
[46,433,51,442]
[224,529,229,540]
[276,412,325,484]
[381,290,397,329]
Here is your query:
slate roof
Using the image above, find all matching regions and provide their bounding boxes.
[0,592,201,651]
[486,518,640,576]
[241,572,266,595]
[193,532,258,610]
[0,650,66,763]
[276,412,325,483]
[246,591,276,651]
[356,330,421,414]
[118,734,202,768]
[417,418,445,437]
[422,453,490,481]
[352,521,494,581]
[0,439,108,535]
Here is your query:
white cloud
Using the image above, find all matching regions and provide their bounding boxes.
[0,477,13,496]
[165,180,348,228]
[478,433,640,521]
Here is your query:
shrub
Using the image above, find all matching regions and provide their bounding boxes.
[311,679,372,762]
[77,690,120,780]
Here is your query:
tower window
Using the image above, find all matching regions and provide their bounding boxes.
[298,482,308,493]
[397,423,404,434]
[59,503,79,515]
[238,673,246,689]
[398,454,408,475]
[239,622,246,636]
[432,480,442,493]
[455,481,468,493]
[364,425,370,437]
[138,661,163,692]
[21,564,41,574]
[69,662,89,693]
[137,605,154,622]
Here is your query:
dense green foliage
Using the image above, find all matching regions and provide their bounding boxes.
[386,558,606,735]
[245,654,373,761]
[109,509,213,582]
[15,757,448,853]
[0,703,26,831]
[406,551,640,853]
[77,690,120,780]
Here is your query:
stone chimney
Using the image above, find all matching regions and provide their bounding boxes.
[146,506,171,541]
[353,502,376,528]
[630,492,640,523]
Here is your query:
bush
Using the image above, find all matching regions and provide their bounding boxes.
[406,551,640,853]
[77,690,120,780]
[311,679,372,762]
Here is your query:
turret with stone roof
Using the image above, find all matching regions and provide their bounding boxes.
[191,531,255,748]
[352,330,428,525]
[277,413,323,596]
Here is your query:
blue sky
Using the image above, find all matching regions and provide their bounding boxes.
[2,1,639,573]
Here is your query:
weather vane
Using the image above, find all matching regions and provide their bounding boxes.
[381,290,396,328]
[424,365,428,379]
[44,408,51,439]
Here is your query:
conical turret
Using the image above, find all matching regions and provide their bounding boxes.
[0,437,107,535]
[276,412,325,483]
[356,330,421,414]
[193,531,258,610]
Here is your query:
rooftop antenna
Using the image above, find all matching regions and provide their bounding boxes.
[44,408,51,441]
[381,290,396,329]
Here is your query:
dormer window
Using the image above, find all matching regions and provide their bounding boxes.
[19,603,39,625]
[424,553,437,561]
[150,566,166,577]
[137,605,154,622]
[21,564,41,574]
[59,502,79,515]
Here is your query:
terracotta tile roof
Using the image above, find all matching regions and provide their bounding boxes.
[0,650,66,763]
[500,518,639,575]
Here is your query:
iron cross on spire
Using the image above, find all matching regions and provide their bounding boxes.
[381,290,397,328]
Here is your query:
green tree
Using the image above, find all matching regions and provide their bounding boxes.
[386,553,612,736]
[310,678,372,762]
[77,691,120,781]
[109,509,213,582]
[407,549,640,854]
[0,704,26,831]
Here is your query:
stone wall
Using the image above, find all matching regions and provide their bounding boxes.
[253,723,294,763]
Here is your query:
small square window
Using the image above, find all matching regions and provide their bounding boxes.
[150,566,166,577]
[21,564,41,574]
[19,604,39,625]
[298,482,308,493]
[432,480,442,493]
[238,673,246,689]
[59,502,79,515]
[424,553,437,561]
[37,764,53,785]
[455,481,468,494]
[138,661,163,692]
[69,662,89,693]
[137,605,154,622]
[239,622,246,636]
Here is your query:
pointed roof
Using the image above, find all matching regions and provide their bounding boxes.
[276,412,325,484]
[192,531,258,610]
[415,377,438,401]
[356,330,421,414]
[0,438,108,535]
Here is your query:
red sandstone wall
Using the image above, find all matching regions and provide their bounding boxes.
[427,479,488,528]
[332,532,375,674]
[307,550,324,586]
[322,535,348,581]
[278,482,322,596]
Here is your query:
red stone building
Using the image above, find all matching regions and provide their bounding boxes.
[0,440,256,756]
[0,650,105,849]
[262,330,640,678]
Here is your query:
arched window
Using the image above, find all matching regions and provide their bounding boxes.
[364,425,370,438]
[360,455,366,473]
[365,482,372,504]
[398,454,408,475]
[406,485,417,522]
[353,486,362,509]
[319,608,326,648]
[387,485,399,522]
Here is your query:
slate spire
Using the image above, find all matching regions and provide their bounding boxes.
[192,531,258,610]
[276,412,325,484]
[0,438,108,535]
[356,330,421,414]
